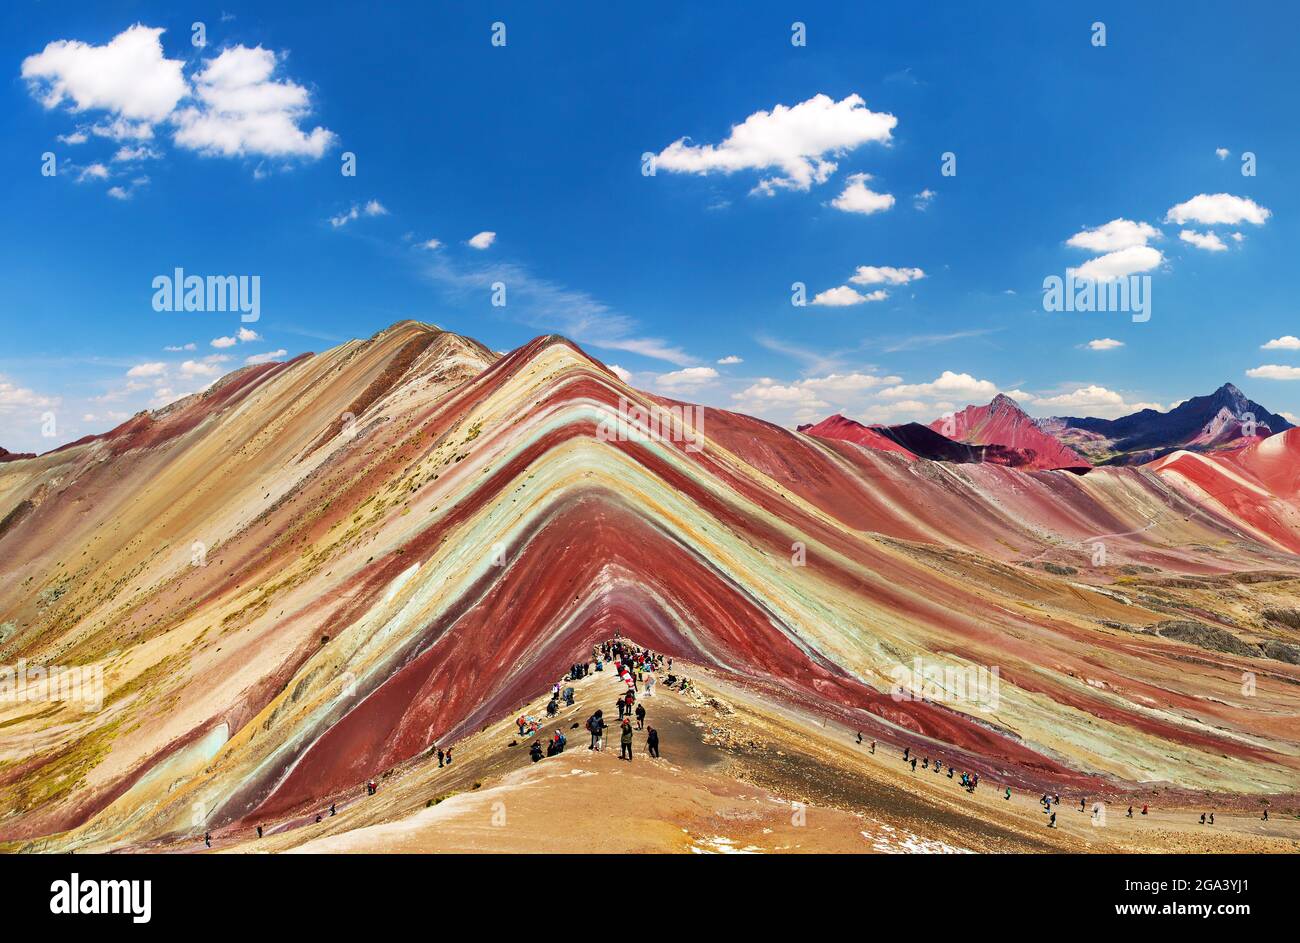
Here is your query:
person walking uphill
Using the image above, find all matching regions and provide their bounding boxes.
[587,709,605,750]
[646,726,659,758]
[635,702,646,730]
[620,719,634,761]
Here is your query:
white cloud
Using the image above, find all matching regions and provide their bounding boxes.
[732,378,830,416]
[237,327,260,342]
[1085,338,1124,350]
[913,188,935,210]
[58,130,88,144]
[1230,232,1244,243]
[1165,193,1271,227]
[1246,364,1300,380]
[1065,218,1160,253]
[830,172,895,215]
[330,199,388,228]
[21,25,187,123]
[1215,147,1230,160]
[468,231,496,249]
[656,366,719,390]
[849,265,925,286]
[1178,229,1227,252]
[180,359,222,377]
[112,144,158,162]
[879,370,998,401]
[164,343,196,352]
[1032,384,1163,417]
[0,377,59,411]
[811,285,887,307]
[172,45,335,159]
[106,186,130,200]
[654,93,896,195]
[1282,411,1300,424]
[717,355,743,365]
[1069,245,1163,282]
[77,162,110,182]
[1262,336,1300,350]
[211,335,237,348]
[606,363,632,383]
[419,238,443,250]
[245,349,287,365]
[126,361,167,378]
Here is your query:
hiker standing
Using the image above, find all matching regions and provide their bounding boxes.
[620,720,634,761]
[647,726,660,758]
[635,702,646,729]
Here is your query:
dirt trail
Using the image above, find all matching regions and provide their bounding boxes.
[189,653,1300,855]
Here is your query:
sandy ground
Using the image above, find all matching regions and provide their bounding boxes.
[184,657,1300,855]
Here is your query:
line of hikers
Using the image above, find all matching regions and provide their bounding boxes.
[883,737,1247,831]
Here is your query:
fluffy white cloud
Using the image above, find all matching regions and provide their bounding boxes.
[164,342,196,352]
[330,200,388,228]
[849,265,925,286]
[656,366,719,390]
[654,93,896,195]
[0,377,59,410]
[211,327,260,348]
[180,359,221,377]
[1032,385,1163,416]
[126,361,167,378]
[112,144,159,162]
[830,172,895,215]
[468,231,496,249]
[1215,147,1230,160]
[913,188,935,210]
[1065,218,1160,253]
[1246,364,1300,380]
[24,27,334,172]
[1085,338,1124,350]
[1262,336,1300,350]
[419,238,443,250]
[732,378,830,416]
[1179,229,1227,252]
[21,25,187,122]
[77,163,110,182]
[172,45,335,158]
[879,370,998,401]
[811,285,887,306]
[106,185,130,200]
[797,372,899,394]
[245,349,288,365]
[1165,193,1271,227]
[606,363,632,383]
[717,355,743,365]
[1069,245,1163,282]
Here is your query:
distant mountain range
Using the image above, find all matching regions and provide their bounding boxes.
[1040,383,1292,465]
[800,383,1293,471]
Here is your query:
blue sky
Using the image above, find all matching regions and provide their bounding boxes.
[2,1,1298,453]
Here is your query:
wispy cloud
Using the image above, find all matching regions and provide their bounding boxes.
[417,254,694,366]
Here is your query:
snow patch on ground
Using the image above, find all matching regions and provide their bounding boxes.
[861,822,973,854]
